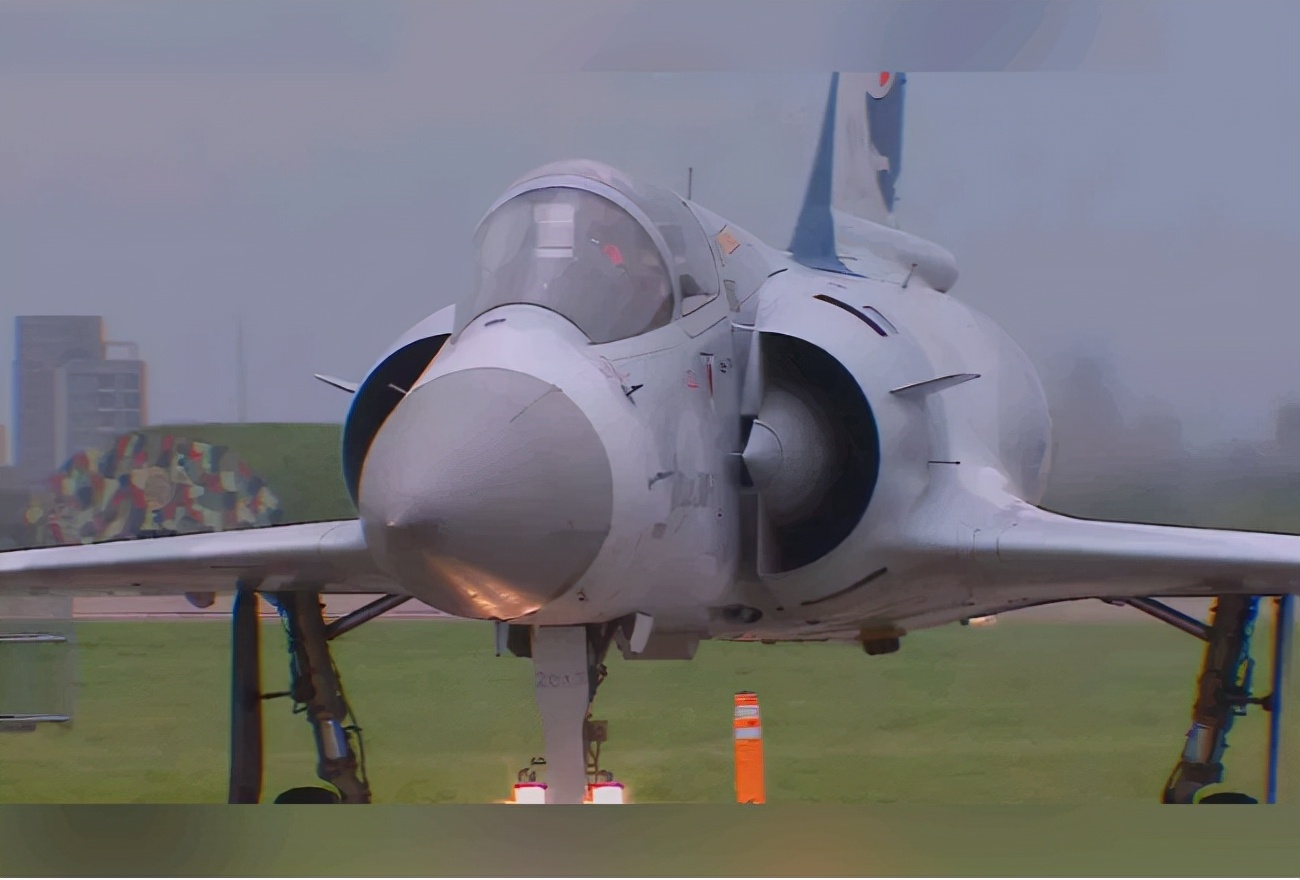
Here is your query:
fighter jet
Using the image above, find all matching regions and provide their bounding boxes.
[2,73,1296,806]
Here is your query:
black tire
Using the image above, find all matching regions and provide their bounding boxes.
[273,786,342,804]
[1199,791,1258,804]
[863,637,900,656]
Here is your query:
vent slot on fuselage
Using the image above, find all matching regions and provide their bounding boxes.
[812,294,894,337]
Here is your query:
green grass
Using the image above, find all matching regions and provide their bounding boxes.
[2,620,1296,804]
[142,423,355,522]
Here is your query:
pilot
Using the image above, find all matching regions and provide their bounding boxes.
[583,201,637,273]
[551,201,637,297]
[477,191,674,341]
[601,210,675,330]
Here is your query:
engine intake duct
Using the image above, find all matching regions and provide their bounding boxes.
[742,333,880,573]
[342,334,448,503]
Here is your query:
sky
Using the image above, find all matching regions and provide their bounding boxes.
[1,0,1297,459]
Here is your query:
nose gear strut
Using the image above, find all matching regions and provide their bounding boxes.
[507,622,621,804]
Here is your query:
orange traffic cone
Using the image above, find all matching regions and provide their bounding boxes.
[734,691,765,804]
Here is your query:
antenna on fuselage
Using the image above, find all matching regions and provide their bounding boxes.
[687,167,693,201]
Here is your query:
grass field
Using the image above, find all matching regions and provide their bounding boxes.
[2,618,1296,805]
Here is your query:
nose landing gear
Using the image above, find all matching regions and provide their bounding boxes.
[506,622,625,804]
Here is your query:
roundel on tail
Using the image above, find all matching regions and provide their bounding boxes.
[865,72,895,100]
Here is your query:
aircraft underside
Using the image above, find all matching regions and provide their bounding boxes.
[196,583,1293,805]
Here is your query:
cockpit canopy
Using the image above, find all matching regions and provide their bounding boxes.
[456,160,721,344]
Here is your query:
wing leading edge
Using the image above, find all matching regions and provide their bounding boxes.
[0,520,400,596]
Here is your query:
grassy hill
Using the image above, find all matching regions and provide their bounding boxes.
[142,423,355,523]
[137,422,1300,535]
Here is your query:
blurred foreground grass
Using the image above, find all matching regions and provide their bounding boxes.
[2,618,1295,805]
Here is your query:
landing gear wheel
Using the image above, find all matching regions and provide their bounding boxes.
[1198,792,1258,804]
[863,637,900,656]
[273,786,342,804]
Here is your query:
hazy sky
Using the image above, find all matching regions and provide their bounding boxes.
[1,1,1297,458]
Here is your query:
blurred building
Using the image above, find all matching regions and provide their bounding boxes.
[0,463,26,549]
[12,317,147,481]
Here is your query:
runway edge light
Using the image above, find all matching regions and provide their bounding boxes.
[734,690,765,804]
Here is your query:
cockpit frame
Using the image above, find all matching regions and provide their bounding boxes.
[479,174,683,304]
[456,163,724,345]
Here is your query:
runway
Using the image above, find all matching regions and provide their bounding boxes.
[0,593,1216,624]
[0,593,455,622]
[75,593,456,620]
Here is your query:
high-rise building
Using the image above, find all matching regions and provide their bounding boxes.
[51,356,147,469]
[13,317,147,479]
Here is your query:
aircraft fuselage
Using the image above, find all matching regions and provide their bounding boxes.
[349,162,1054,644]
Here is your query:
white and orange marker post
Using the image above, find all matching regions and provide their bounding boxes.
[733,691,766,804]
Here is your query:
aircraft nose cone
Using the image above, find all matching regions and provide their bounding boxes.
[358,367,614,620]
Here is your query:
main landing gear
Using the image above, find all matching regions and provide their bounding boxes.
[1110,594,1295,804]
[506,622,623,804]
[227,581,411,804]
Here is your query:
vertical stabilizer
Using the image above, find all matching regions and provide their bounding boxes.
[788,73,850,274]
[789,72,957,293]
[789,72,906,270]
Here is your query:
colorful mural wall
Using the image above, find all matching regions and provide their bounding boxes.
[24,433,283,546]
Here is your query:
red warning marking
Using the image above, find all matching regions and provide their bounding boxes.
[684,370,699,389]
[602,243,624,266]
[700,353,715,395]
[879,72,890,88]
